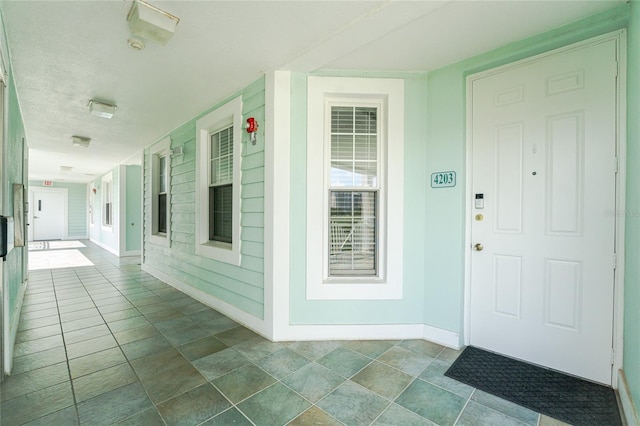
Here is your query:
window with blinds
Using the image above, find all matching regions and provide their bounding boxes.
[102,178,113,227]
[209,126,233,243]
[158,155,167,234]
[329,106,378,276]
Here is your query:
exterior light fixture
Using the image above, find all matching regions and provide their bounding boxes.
[127,0,179,45]
[88,100,117,119]
[71,136,91,148]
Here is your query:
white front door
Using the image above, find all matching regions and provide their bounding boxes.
[469,36,619,385]
[31,189,65,241]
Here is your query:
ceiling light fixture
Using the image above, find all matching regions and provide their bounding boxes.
[88,100,117,119]
[71,136,91,148]
[127,0,180,45]
[60,166,73,173]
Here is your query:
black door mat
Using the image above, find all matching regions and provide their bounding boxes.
[444,346,621,426]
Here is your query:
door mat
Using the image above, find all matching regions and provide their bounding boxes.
[444,346,621,426]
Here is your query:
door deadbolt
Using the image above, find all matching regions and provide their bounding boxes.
[474,243,484,251]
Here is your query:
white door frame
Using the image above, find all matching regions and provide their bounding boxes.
[28,187,69,241]
[463,30,627,386]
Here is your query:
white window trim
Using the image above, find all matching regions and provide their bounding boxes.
[150,137,171,247]
[101,172,114,232]
[307,76,404,300]
[195,96,243,265]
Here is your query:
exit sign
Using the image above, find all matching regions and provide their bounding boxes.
[43,180,53,187]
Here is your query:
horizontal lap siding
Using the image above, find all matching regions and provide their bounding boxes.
[143,77,266,320]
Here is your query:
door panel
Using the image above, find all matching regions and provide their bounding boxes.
[470,38,618,385]
[32,190,65,241]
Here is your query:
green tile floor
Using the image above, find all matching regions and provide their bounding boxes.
[1,241,569,425]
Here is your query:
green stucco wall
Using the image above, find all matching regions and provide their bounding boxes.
[425,2,637,414]
[423,2,629,336]
[625,0,640,413]
[143,77,266,319]
[288,72,427,325]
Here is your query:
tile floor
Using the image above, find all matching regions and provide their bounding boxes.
[1,241,569,425]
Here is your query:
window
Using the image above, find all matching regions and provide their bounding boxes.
[102,173,113,228]
[195,96,243,264]
[306,76,404,300]
[329,106,379,276]
[208,126,233,243]
[89,184,95,225]
[150,137,171,246]
[158,155,167,233]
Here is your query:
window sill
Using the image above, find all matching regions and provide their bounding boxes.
[196,240,240,265]
[150,233,169,247]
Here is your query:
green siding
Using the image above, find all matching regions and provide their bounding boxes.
[4,57,27,327]
[143,77,266,320]
[29,180,87,238]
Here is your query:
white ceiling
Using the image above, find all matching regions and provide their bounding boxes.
[0,0,623,183]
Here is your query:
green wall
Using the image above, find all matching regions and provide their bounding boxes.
[143,78,266,319]
[424,2,637,413]
[625,0,640,412]
[288,73,427,325]
[423,2,629,335]
[29,180,87,239]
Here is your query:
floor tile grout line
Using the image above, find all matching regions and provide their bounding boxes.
[72,263,171,425]
[48,267,83,425]
[21,241,506,426]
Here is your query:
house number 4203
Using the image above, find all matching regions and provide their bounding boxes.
[431,171,456,188]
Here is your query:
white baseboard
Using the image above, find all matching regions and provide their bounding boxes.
[141,263,269,337]
[278,323,424,342]
[89,238,119,256]
[618,369,640,426]
[5,279,27,376]
[423,325,462,349]
[141,263,462,349]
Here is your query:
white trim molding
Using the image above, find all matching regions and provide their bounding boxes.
[149,137,171,248]
[618,370,640,426]
[464,30,627,387]
[195,96,243,265]
[306,76,404,300]
[264,70,291,341]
